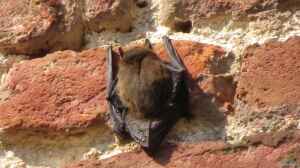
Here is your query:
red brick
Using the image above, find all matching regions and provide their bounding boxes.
[236,37,300,114]
[66,131,300,168]
[0,40,231,133]
[84,0,135,32]
[159,0,300,30]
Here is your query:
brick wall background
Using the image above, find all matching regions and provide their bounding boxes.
[0,0,299,167]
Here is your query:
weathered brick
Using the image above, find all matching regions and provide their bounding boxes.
[0,48,108,132]
[0,40,232,133]
[0,0,84,55]
[159,0,300,31]
[236,37,300,115]
[0,0,136,55]
[84,0,135,32]
[66,131,300,168]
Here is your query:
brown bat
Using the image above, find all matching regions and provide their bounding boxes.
[106,36,189,154]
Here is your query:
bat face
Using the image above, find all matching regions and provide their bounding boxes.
[106,36,189,154]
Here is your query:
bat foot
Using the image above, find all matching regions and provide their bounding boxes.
[108,135,124,149]
[114,134,124,145]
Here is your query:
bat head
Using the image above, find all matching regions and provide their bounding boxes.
[118,39,156,65]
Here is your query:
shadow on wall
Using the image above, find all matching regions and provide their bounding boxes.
[149,79,229,165]
[167,58,236,146]
[158,51,236,165]
[167,53,236,142]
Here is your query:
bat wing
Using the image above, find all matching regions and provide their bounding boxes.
[106,46,129,138]
[125,114,177,154]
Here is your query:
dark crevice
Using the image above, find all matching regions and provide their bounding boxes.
[173,20,193,33]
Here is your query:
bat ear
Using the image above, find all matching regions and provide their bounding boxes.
[144,39,152,50]
[118,47,124,59]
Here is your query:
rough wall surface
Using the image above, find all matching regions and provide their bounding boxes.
[67,131,300,168]
[0,0,299,167]
[0,0,135,55]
